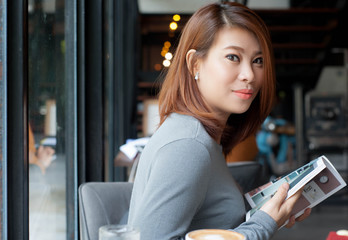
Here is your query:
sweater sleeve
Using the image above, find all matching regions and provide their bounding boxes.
[233,210,278,240]
[129,139,212,240]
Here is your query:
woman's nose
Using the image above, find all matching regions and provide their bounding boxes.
[238,63,254,83]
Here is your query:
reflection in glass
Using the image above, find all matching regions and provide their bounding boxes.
[28,0,66,239]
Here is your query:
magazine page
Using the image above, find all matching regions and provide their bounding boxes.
[245,155,347,223]
[291,156,347,217]
[244,156,326,208]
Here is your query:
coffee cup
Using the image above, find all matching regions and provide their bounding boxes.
[185,229,245,240]
[99,224,140,240]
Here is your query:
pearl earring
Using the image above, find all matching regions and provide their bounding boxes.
[194,72,199,80]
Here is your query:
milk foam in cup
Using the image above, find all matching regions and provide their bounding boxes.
[185,229,245,240]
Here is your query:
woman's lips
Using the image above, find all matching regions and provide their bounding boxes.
[232,89,253,100]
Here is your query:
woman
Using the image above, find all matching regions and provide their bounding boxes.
[128,2,310,239]
[29,124,55,174]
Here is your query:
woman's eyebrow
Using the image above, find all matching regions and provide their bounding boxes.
[223,45,262,56]
[223,45,244,52]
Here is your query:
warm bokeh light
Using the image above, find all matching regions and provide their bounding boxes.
[161,45,169,57]
[161,50,167,57]
[163,59,171,67]
[164,41,171,48]
[165,52,173,60]
[173,14,181,22]
[154,63,162,71]
[169,22,178,31]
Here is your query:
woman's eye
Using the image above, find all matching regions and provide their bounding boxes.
[253,57,263,65]
[226,54,239,62]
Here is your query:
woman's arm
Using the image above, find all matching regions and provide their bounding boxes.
[128,139,211,240]
[234,183,311,240]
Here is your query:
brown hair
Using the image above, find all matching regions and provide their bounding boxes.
[158,2,276,155]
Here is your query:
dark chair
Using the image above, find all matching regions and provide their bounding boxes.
[78,182,133,240]
[227,161,263,193]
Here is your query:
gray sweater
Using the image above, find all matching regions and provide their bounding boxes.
[128,113,278,240]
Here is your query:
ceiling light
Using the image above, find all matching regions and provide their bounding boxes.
[165,52,173,60]
[163,59,171,67]
[169,22,178,31]
[173,14,181,22]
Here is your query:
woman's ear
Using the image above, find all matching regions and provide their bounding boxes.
[186,49,198,75]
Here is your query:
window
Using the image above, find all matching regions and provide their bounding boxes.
[28,0,78,239]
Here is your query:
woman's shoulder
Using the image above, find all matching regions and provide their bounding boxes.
[157,113,217,148]
[140,113,221,169]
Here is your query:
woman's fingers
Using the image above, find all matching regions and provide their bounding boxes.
[260,183,310,228]
[260,182,291,227]
[296,208,311,222]
[260,183,288,213]
[284,208,311,228]
[282,186,303,212]
[272,182,290,204]
[284,215,296,228]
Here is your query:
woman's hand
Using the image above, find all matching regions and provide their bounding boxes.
[36,145,55,174]
[260,182,311,228]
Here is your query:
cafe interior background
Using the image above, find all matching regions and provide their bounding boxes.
[0,0,348,239]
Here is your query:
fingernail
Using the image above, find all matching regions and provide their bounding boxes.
[282,182,289,190]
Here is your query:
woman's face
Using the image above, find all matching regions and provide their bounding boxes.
[196,26,264,121]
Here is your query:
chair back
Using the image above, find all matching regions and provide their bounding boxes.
[227,161,262,193]
[79,182,133,240]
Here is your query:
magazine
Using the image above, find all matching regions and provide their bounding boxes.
[245,155,347,224]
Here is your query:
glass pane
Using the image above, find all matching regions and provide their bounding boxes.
[0,0,6,239]
[28,0,66,239]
